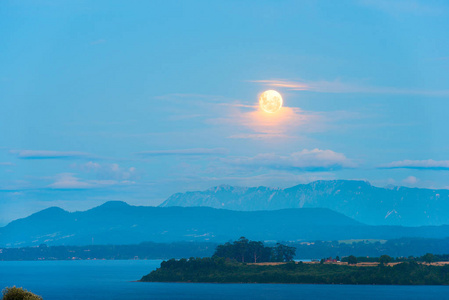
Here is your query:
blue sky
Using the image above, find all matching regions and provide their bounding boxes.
[1,0,449,225]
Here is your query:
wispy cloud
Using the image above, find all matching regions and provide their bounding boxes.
[381,159,449,170]
[218,103,257,108]
[48,173,94,189]
[0,162,14,166]
[71,162,139,181]
[223,149,357,172]
[250,79,310,90]
[228,133,293,139]
[251,79,449,96]
[11,150,91,160]
[152,92,330,140]
[47,173,132,190]
[210,105,325,140]
[136,148,229,157]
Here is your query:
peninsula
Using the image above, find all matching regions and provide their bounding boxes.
[140,257,449,285]
[140,238,449,285]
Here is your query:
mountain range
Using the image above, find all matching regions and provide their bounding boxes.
[160,180,449,226]
[2,201,449,247]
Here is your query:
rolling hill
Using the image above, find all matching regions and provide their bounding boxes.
[1,201,449,247]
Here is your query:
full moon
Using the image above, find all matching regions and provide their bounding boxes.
[259,90,283,113]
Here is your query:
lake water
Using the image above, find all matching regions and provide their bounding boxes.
[0,260,448,299]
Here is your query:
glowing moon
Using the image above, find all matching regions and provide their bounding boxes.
[259,90,283,113]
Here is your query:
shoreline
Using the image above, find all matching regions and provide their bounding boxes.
[137,281,449,286]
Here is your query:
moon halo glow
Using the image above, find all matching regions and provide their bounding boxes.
[259,90,283,113]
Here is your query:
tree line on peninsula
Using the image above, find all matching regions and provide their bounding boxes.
[214,237,296,263]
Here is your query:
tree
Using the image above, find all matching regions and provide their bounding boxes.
[234,237,249,263]
[2,286,42,300]
[214,242,233,259]
[379,255,392,265]
[213,238,295,263]
[273,243,296,262]
[347,255,357,265]
[422,253,435,264]
[248,241,264,263]
[336,256,340,262]
[282,245,296,262]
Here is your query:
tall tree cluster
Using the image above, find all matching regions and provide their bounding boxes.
[213,237,296,263]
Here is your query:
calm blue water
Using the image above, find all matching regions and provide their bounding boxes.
[1,260,448,300]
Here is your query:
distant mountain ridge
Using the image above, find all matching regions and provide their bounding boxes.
[160,180,449,226]
[2,201,449,247]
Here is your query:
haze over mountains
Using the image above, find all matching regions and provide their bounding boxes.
[161,180,449,227]
[2,180,449,247]
[2,200,449,247]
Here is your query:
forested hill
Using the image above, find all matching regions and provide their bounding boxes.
[2,201,449,247]
[160,180,449,226]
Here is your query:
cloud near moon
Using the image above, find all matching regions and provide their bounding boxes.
[205,93,326,139]
[228,105,323,139]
